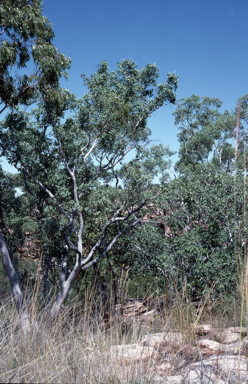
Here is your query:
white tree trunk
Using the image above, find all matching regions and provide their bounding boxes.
[0,232,30,334]
[50,262,81,318]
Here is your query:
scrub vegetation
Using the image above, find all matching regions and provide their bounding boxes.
[0,1,248,382]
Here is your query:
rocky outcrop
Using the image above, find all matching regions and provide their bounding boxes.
[100,299,248,382]
[104,324,248,383]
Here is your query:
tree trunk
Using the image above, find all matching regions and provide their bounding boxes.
[49,260,82,319]
[0,232,30,334]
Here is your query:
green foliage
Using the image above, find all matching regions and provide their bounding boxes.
[0,0,71,112]
[0,54,178,306]
[1,0,248,308]
[173,94,237,173]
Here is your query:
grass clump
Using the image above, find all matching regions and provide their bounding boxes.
[0,281,245,384]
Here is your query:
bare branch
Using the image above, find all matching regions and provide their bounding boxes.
[81,218,141,271]
[83,138,97,162]
[80,188,166,267]
[0,67,39,115]
[22,169,35,197]
[72,108,114,172]
[19,165,69,219]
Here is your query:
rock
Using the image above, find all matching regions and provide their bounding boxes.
[139,309,157,323]
[226,326,247,336]
[184,365,225,383]
[164,376,183,383]
[197,339,222,351]
[243,337,248,355]
[221,341,243,354]
[155,362,174,375]
[141,332,183,348]
[187,355,248,383]
[108,344,155,363]
[153,376,183,384]
[122,300,147,316]
[221,330,240,344]
[194,324,211,335]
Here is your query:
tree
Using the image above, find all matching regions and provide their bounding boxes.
[151,95,247,297]
[0,165,31,332]
[173,94,236,173]
[0,0,71,331]
[0,59,178,318]
[0,0,71,115]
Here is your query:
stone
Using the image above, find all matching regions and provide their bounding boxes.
[197,339,222,351]
[194,324,211,335]
[221,341,243,354]
[188,355,248,383]
[184,366,225,384]
[155,362,174,375]
[108,344,155,363]
[221,330,240,344]
[141,332,183,348]
[153,376,183,384]
[121,300,147,316]
[164,376,183,383]
[226,326,247,336]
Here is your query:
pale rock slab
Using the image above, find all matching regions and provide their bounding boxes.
[197,339,223,351]
[184,367,225,384]
[221,330,240,344]
[186,355,248,383]
[141,332,183,348]
[152,376,183,384]
[194,324,211,335]
[108,343,155,363]
[155,362,174,375]
[226,326,247,336]
[164,376,183,383]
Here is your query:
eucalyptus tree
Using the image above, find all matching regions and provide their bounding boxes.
[0,0,71,331]
[173,94,237,173]
[117,94,248,299]
[0,0,71,115]
[154,95,247,297]
[0,60,178,317]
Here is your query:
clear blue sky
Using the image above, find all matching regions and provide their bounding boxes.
[2,0,248,172]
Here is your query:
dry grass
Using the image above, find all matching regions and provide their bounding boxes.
[0,285,245,384]
[0,295,163,383]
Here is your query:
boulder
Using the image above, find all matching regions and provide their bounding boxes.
[164,376,183,384]
[138,309,157,324]
[197,339,222,351]
[185,355,248,383]
[226,326,247,336]
[108,344,155,363]
[221,330,240,344]
[155,362,174,375]
[184,366,225,383]
[141,332,183,348]
[121,300,147,316]
[194,324,211,335]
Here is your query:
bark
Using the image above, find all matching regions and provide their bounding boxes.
[50,194,164,318]
[0,232,30,334]
[49,261,82,319]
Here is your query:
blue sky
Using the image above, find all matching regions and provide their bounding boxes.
[2,0,248,172]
